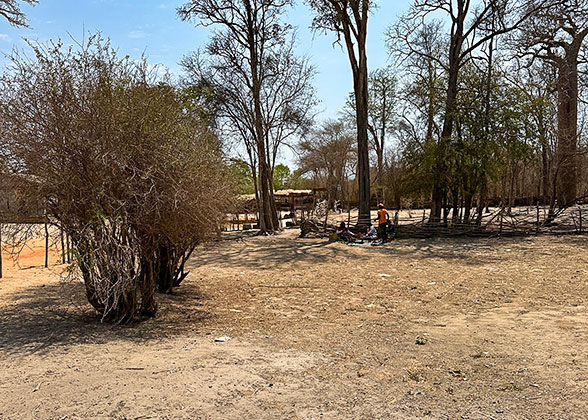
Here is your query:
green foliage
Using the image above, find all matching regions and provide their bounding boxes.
[229,159,255,195]
[286,169,310,190]
[398,59,545,207]
[273,164,291,190]
[179,80,221,128]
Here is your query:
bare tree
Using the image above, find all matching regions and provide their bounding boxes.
[518,0,588,206]
[307,0,373,225]
[0,35,232,322]
[344,66,397,187]
[0,0,37,27]
[298,120,356,208]
[388,21,446,211]
[179,0,315,233]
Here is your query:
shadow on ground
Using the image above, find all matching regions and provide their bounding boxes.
[187,236,347,269]
[0,279,211,357]
[187,232,535,270]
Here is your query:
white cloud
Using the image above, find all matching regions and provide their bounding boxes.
[128,30,147,39]
[0,34,11,42]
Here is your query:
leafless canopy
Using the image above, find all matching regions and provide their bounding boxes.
[298,120,356,206]
[179,0,316,233]
[0,0,37,27]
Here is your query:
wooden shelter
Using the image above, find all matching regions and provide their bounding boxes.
[227,188,327,230]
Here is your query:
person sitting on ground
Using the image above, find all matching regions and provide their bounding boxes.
[387,220,396,239]
[365,223,378,241]
[336,221,361,243]
[374,203,390,242]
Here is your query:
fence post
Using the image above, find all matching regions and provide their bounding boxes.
[0,222,3,279]
[579,209,583,234]
[536,201,540,235]
[60,229,65,264]
[44,222,49,268]
[499,207,504,236]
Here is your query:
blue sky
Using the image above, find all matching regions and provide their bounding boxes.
[0,1,410,120]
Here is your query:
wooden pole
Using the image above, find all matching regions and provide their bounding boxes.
[44,222,49,268]
[66,233,71,264]
[579,209,583,234]
[499,207,504,236]
[0,222,3,279]
[60,228,65,264]
[536,202,540,235]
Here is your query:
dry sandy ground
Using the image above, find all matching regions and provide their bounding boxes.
[0,229,587,420]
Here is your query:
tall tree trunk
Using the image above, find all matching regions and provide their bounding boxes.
[463,192,473,224]
[368,124,382,186]
[508,164,516,214]
[250,160,261,225]
[246,2,278,233]
[431,15,464,223]
[376,86,387,186]
[376,144,384,187]
[451,189,459,223]
[555,53,578,206]
[425,59,436,145]
[475,182,487,226]
[355,31,371,226]
[540,129,549,203]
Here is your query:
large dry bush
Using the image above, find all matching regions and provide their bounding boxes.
[0,35,232,322]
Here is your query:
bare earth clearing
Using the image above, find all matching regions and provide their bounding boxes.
[1,229,587,420]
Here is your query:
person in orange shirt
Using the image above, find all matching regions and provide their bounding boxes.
[375,203,390,242]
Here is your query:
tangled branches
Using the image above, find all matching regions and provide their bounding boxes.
[0,34,233,322]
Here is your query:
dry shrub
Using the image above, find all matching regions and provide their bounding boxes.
[0,34,233,322]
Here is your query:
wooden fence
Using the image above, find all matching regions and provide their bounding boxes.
[338,205,588,238]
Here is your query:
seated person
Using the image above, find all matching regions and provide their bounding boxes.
[365,223,378,241]
[336,221,361,242]
[387,221,396,239]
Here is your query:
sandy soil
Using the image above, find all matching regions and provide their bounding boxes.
[0,229,587,419]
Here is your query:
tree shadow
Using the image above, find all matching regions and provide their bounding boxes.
[188,234,515,270]
[371,235,554,266]
[0,279,212,357]
[404,233,588,265]
[187,237,353,270]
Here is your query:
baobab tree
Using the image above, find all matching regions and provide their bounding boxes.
[344,66,397,187]
[518,0,588,206]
